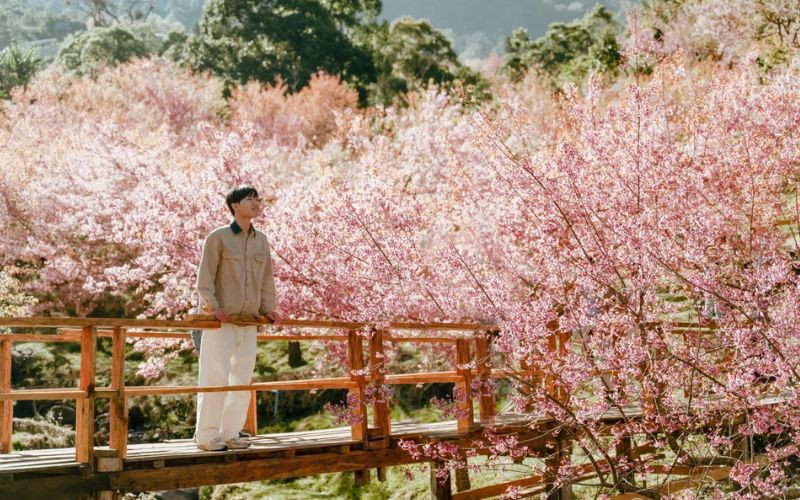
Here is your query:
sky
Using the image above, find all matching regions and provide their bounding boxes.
[380,0,629,58]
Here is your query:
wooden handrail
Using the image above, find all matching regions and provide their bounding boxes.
[0,315,500,464]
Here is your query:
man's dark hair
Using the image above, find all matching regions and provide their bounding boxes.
[225,185,259,215]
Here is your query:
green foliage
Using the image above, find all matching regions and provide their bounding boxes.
[0,1,85,49]
[503,5,622,89]
[0,267,37,314]
[57,24,151,74]
[185,0,378,97]
[12,417,75,450]
[366,16,490,106]
[0,45,41,99]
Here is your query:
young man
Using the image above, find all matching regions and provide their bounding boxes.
[195,185,277,451]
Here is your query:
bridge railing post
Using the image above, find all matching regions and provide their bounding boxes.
[474,332,495,422]
[244,390,258,436]
[368,329,391,440]
[455,338,474,433]
[109,326,128,459]
[76,325,97,466]
[0,338,11,453]
[347,329,370,485]
[347,330,368,443]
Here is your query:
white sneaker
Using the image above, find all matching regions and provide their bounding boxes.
[197,437,228,451]
[226,437,251,449]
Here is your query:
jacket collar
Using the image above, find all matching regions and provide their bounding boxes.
[230,220,255,235]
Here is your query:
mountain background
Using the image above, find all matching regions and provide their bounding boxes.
[1,0,631,61]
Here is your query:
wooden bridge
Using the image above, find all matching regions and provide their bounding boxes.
[0,316,755,499]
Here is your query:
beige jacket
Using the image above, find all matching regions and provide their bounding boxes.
[196,221,276,318]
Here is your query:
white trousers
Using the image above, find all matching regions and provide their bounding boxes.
[195,323,257,444]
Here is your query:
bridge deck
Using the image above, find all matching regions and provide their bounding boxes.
[0,406,644,477]
[0,414,531,476]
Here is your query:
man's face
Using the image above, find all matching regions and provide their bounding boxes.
[232,194,262,219]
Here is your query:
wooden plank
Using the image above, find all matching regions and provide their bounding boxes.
[109,327,128,459]
[455,339,474,433]
[0,339,11,453]
[75,326,96,465]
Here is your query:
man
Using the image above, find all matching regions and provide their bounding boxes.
[195,185,277,451]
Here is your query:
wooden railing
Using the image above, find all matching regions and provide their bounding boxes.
[0,316,499,467]
[0,316,759,498]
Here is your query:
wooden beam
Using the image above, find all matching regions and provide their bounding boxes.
[0,339,11,453]
[384,371,460,384]
[0,316,497,333]
[109,327,128,459]
[114,377,354,397]
[452,474,546,500]
[108,447,429,492]
[75,326,97,466]
[0,389,88,401]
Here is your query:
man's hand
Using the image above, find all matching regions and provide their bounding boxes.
[213,309,228,323]
[259,311,280,324]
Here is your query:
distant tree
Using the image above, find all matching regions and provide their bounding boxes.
[0,45,41,99]
[503,5,622,89]
[57,24,150,74]
[366,17,489,105]
[185,0,378,98]
[0,1,84,49]
[502,27,535,83]
[67,0,154,27]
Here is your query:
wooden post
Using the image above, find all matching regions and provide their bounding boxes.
[0,338,11,453]
[454,466,471,492]
[430,461,452,500]
[368,329,390,481]
[368,329,391,438]
[347,330,368,443]
[455,339,474,433]
[615,435,633,490]
[244,390,258,436]
[557,330,570,403]
[109,327,128,459]
[474,333,495,421]
[348,330,370,485]
[76,325,97,466]
[546,438,573,500]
